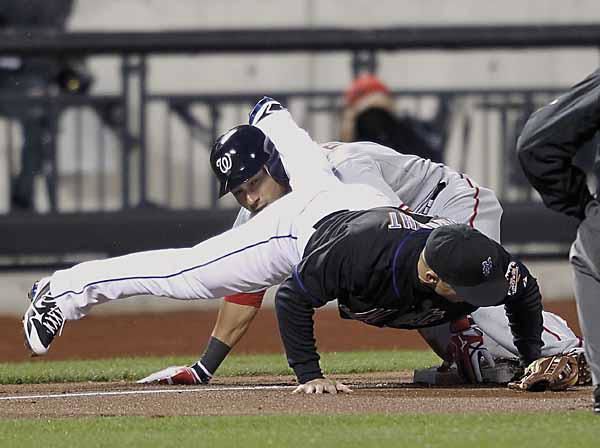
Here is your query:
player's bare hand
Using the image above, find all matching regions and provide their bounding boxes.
[292,378,353,395]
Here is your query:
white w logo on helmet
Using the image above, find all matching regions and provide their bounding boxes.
[216,154,233,174]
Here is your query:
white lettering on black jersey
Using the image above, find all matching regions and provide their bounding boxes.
[387,211,419,230]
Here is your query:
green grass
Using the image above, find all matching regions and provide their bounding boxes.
[1,413,599,448]
[0,350,441,384]
[1,351,597,447]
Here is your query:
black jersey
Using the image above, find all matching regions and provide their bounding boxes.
[277,208,543,383]
[294,207,476,328]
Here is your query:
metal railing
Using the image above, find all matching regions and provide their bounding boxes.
[0,24,596,263]
[0,87,564,211]
[0,93,124,212]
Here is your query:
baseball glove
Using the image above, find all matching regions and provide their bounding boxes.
[507,355,579,392]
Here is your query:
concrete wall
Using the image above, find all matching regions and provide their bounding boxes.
[68,0,600,92]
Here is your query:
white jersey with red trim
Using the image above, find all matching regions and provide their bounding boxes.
[234,141,502,242]
[322,141,502,242]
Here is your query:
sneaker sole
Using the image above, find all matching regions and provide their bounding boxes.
[22,323,41,357]
[22,308,49,356]
[23,277,53,356]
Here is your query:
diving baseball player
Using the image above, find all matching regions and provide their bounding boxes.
[144,120,584,386]
[518,68,600,413]
[25,99,545,394]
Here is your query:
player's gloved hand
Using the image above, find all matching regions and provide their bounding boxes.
[292,377,353,395]
[137,362,212,385]
[249,96,285,125]
[508,355,579,391]
[447,316,495,383]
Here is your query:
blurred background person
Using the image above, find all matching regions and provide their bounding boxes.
[340,73,451,163]
[0,0,92,211]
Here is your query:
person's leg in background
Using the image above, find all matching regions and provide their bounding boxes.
[570,200,600,413]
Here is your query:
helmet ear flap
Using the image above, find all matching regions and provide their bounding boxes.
[262,138,289,187]
[217,178,229,198]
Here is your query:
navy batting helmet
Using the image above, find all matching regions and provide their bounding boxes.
[210,125,289,197]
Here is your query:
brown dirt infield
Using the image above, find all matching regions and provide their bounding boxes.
[0,373,594,418]
[1,300,592,418]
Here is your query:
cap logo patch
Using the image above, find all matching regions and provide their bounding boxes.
[216,154,232,174]
[482,257,493,277]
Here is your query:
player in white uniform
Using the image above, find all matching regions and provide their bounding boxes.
[140,106,584,386]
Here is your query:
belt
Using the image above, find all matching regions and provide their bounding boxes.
[422,181,447,215]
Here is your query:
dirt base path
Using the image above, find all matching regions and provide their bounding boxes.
[0,373,593,418]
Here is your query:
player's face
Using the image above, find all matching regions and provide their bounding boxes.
[417,251,463,302]
[231,167,288,214]
[432,280,462,303]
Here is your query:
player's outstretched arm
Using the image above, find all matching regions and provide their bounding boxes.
[138,293,264,385]
[212,297,262,347]
[274,278,346,394]
[251,98,338,194]
[502,261,543,366]
[137,338,228,386]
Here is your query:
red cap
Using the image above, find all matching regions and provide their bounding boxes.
[344,74,390,107]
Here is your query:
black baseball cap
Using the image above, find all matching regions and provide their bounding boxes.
[424,224,510,307]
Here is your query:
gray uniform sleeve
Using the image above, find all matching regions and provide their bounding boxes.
[330,156,402,206]
[517,69,600,220]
